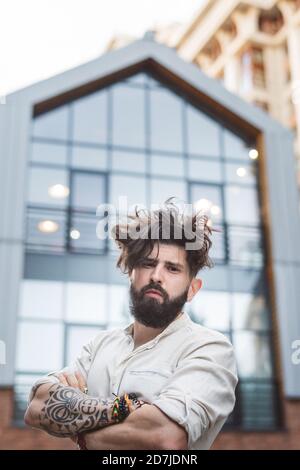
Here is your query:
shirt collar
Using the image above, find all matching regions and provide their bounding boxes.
[123,311,190,344]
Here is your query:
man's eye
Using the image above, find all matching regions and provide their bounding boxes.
[168,266,179,272]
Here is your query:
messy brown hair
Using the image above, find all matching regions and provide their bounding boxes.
[111,198,216,278]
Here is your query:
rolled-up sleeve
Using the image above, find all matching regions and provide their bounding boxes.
[152,335,238,449]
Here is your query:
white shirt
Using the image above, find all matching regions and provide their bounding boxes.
[30,311,238,450]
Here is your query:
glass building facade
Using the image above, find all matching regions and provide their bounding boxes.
[14,71,281,430]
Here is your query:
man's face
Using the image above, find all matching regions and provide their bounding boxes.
[129,243,202,328]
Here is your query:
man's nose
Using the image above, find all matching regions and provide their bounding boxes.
[150,265,163,284]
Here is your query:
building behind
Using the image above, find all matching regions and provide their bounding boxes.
[0,37,300,449]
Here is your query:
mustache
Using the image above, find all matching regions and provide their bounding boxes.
[141,283,167,300]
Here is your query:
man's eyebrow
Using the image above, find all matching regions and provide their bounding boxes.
[141,257,157,263]
[165,261,184,270]
[141,258,184,270]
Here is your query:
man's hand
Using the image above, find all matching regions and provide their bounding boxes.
[53,371,86,446]
[56,371,87,393]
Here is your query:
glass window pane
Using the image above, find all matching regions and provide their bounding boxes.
[231,268,265,293]
[72,146,108,171]
[239,381,279,430]
[126,73,148,85]
[66,326,103,365]
[191,184,223,222]
[28,168,69,207]
[72,173,106,211]
[199,265,230,291]
[109,174,147,210]
[187,104,220,157]
[150,87,183,153]
[112,150,146,174]
[26,208,66,251]
[224,129,250,160]
[31,142,68,166]
[66,282,108,324]
[72,90,108,144]
[228,226,263,267]
[32,106,69,141]
[19,280,63,320]
[16,321,63,372]
[150,178,187,206]
[225,186,260,225]
[188,291,230,331]
[112,83,145,148]
[14,374,42,420]
[108,235,122,254]
[148,76,162,87]
[225,162,256,185]
[151,154,184,177]
[210,228,225,262]
[108,285,130,327]
[232,293,270,330]
[233,331,273,378]
[15,373,43,395]
[15,373,42,387]
[70,214,105,252]
[188,159,222,183]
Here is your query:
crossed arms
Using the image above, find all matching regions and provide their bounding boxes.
[24,371,188,450]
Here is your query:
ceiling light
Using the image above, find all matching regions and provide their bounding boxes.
[70,229,80,240]
[237,167,247,177]
[37,220,59,233]
[195,198,212,212]
[249,149,259,160]
[48,184,69,199]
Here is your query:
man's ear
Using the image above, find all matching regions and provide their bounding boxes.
[187,278,202,302]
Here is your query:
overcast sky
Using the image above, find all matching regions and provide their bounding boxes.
[0,0,203,97]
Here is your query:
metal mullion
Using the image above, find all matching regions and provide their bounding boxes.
[145,81,151,207]
[66,104,74,253]
[182,99,189,185]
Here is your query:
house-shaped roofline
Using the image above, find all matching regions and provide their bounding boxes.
[7,37,288,137]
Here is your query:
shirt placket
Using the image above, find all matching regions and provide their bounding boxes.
[112,338,159,396]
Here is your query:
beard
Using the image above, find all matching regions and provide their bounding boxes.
[129,282,189,329]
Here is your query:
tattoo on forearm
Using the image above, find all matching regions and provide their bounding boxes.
[99,409,109,426]
[29,383,42,402]
[38,384,113,437]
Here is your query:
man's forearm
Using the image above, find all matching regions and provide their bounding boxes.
[83,404,186,450]
[25,383,117,437]
[84,418,159,450]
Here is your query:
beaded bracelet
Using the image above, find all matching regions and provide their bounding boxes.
[112,393,145,423]
[77,394,146,449]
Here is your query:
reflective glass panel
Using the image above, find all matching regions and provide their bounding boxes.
[187,104,220,157]
[112,83,145,148]
[32,106,69,141]
[66,282,108,324]
[19,280,63,320]
[150,87,183,152]
[16,321,63,372]
[72,90,108,144]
